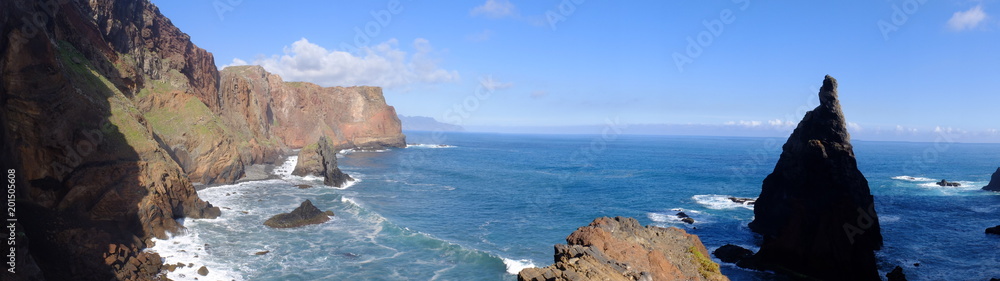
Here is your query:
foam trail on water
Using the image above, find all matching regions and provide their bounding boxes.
[892,175,935,182]
[692,194,755,210]
[149,232,244,281]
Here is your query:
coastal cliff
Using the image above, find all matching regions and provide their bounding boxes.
[518,217,728,281]
[746,75,882,280]
[221,65,406,150]
[1,0,403,280]
[1,1,220,280]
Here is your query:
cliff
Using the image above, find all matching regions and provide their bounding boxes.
[220,65,405,150]
[2,0,403,280]
[747,75,882,280]
[1,1,220,280]
[518,217,728,281]
[983,167,1000,191]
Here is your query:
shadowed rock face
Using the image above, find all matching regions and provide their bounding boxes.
[747,75,882,280]
[264,200,335,228]
[983,168,1000,191]
[518,217,728,281]
[1,0,220,280]
[292,136,354,187]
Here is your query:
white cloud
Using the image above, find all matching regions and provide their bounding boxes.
[847,122,863,132]
[768,119,795,127]
[471,0,517,18]
[947,5,987,31]
[235,38,458,88]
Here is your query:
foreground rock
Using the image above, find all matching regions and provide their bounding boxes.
[518,217,728,281]
[936,179,961,187]
[2,1,222,280]
[747,76,882,280]
[983,168,1000,191]
[886,266,907,281]
[292,137,354,187]
[264,200,335,228]
[987,225,1000,235]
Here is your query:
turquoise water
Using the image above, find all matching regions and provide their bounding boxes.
[152,132,1000,280]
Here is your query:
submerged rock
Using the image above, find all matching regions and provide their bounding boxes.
[936,179,961,187]
[727,197,755,205]
[264,200,335,228]
[983,168,1000,191]
[747,76,882,280]
[292,136,354,187]
[518,217,728,281]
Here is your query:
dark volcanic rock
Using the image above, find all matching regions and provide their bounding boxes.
[264,200,335,228]
[292,136,354,187]
[987,225,1000,235]
[747,76,882,280]
[518,217,728,281]
[936,179,961,187]
[983,168,1000,191]
[713,244,754,264]
[728,197,755,205]
[887,266,907,281]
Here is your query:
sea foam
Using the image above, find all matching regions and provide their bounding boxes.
[892,175,936,182]
[692,194,755,210]
[406,143,456,149]
[502,257,537,275]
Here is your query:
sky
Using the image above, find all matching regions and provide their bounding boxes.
[152,0,1000,142]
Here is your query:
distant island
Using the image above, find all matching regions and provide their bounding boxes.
[398,115,465,132]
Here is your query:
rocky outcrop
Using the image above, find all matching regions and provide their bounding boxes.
[518,217,728,281]
[712,244,753,264]
[1,0,220,280]
[264,200,335,228]
[987,225,1000,235]
[983,168,1000,191]
[222,66,406,150]
[292,137,353,187]
[936,179,961,187]
[746,76,882,280]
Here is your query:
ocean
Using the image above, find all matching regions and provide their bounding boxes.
[150,131,1000,280]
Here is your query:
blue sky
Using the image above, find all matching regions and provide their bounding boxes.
[153,0,1000,142]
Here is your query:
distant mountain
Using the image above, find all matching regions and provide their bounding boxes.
[398,115,465,132]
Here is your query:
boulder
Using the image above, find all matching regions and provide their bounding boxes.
[987,225,1000,236]
[983,168,1000,191]
[713,244,754,264]
[518,217,728,281]
[264,200,335,228]
[747,76,882,280]
[936,179,961,187]
[292,136,354,187]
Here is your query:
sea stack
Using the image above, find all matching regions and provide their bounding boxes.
[983,167,1000,191]
[747,75,882,280]
[292,136,354,187]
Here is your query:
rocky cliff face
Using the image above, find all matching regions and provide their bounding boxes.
[983,167,1000,191]
[518,217,728,281]
[1,1,220,280]
[292,136,354,187]
[747,75,882,280]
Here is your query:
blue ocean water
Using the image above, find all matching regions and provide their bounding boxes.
[152,131,1000,281]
